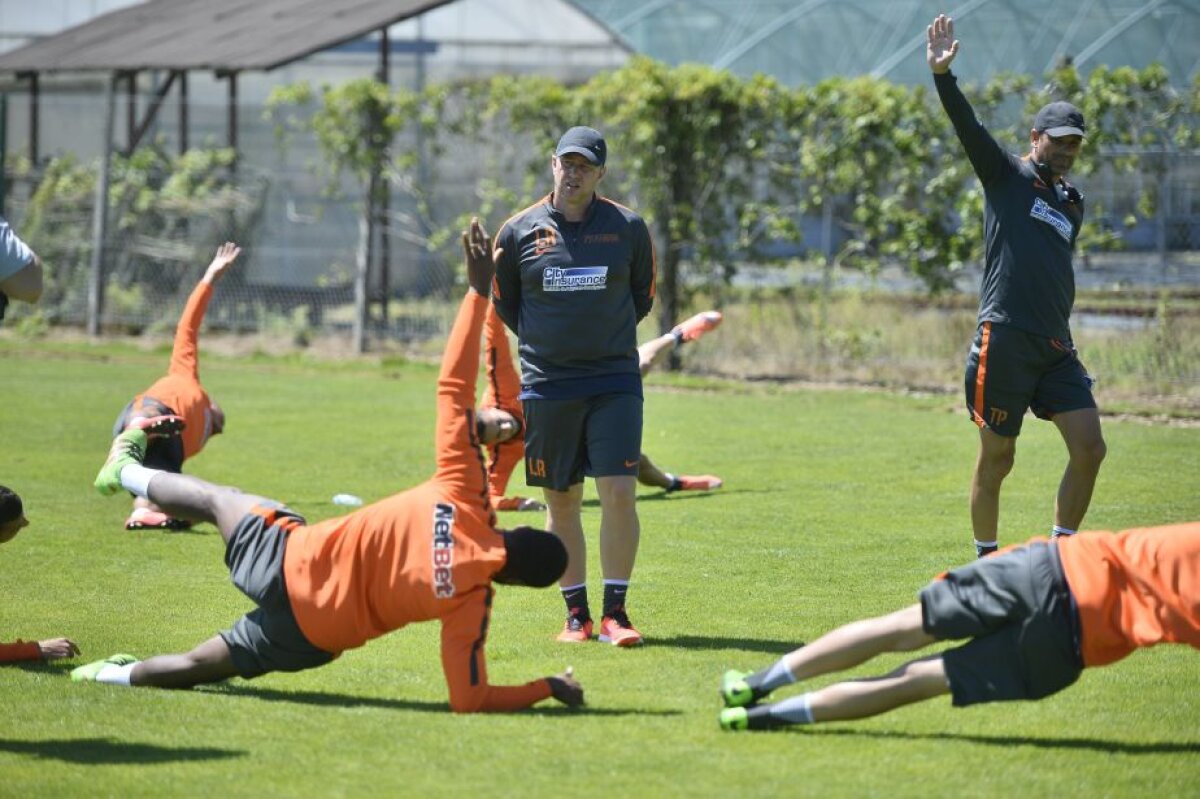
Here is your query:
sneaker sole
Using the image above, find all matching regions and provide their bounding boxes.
[598,634,643,647]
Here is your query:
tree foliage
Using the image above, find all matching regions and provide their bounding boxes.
[244,59,1200,333]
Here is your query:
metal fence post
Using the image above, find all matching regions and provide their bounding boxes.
[88,75,117,336]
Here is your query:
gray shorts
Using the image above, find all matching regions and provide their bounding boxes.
[920,539,1083,706]
[113,396,184,473]
[220,506,336,678]
[523,393,642,490]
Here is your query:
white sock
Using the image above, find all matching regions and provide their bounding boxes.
[95,662,138,686]
[757,658,797,694]
[1051,526,1076,538]
[768,692,814,725]
[119,464,159,497]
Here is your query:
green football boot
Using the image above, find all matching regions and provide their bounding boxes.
[719,707,749,731]
[94,429,147,496]
[71,653,139,682]
[720,669,758,708]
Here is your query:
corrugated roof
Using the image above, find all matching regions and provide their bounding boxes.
[0,0,456,74]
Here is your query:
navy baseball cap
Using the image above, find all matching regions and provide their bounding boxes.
[555,126,607,166]
[1034,101,1086,138]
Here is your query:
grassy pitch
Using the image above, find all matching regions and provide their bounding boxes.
[1,340,1197,798]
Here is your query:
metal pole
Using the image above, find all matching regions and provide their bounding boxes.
[378,27,390,327]
[227,71,238,168]
[179,71,188,155]
[0,94,7,217]
[353,209,370,353]
[26,72,39,166]
[88,75,118,336]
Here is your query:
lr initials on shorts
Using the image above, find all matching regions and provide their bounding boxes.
[527,457,546,478]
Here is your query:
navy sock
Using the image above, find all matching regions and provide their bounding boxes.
[561,584,590,621]
[602,581,629,618]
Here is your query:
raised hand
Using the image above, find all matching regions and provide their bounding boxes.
[926,14,959,74]
[461,217,495,297]
[203,242,242,284]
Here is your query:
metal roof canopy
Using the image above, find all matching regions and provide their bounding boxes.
[0,0,454,162]
[0,0,454,73]
[0,0,455,341]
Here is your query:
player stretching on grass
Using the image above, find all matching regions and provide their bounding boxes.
[0,214,44,323]
[481,306,723,510]
[929,13,1106,557]
[74,220,583,713]
[107,242,241,531]
[719,521,1199,730]
[633,311,724,494]
[0,486,80,664]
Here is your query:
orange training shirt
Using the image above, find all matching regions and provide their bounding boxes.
[1057,522,1200,667]
[480,303,526,507]
[283,291,551,712]
[139,279,216,459]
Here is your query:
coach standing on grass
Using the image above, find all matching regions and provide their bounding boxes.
[928,14,1106,558]
[492,126,657,646]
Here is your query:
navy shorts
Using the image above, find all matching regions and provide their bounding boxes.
[113,396,184,473]
[220,505,336,678]
[920,539,1083,706]
[522,393,643,490]
[964,322,1096,437]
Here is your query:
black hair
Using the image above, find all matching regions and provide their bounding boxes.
[0,486,24,526]
[499,526,567,588]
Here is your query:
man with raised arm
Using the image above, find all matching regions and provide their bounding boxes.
[928,13,1105,558]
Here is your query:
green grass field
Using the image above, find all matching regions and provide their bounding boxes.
[1,339,1198,798]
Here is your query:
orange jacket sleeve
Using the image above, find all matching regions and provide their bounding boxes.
[166,279,214,380]
[481,304,526,502]
[0,640,42,662]
[433,291,489,502]
[440,588,553,713]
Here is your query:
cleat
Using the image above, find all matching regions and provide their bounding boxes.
[675,475,723,492]
[719,707,749,731]
[70,653,139,682]
[672,310,723,343]
[94,429,149,496]
[556,615,594,643]
[126,414,185,439]
[125,507,192,531]
[721,669,757,708]
[598,611,643,647]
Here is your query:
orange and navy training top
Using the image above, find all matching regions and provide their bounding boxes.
[136,279,217,459]
[1058,522,1200,667]
[479,303,527,509]
[282,291,552,713]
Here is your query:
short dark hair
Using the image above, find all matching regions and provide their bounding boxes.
[499,526,567,588]
[0,486,24,526]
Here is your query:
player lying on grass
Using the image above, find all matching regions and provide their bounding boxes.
[480,305,724,511]
[75,220,584,713]
[0,485,80,663]
[719,521,1199,730]
[106,242,241,531]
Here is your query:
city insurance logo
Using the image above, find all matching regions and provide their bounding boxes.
[543,265,609,292]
